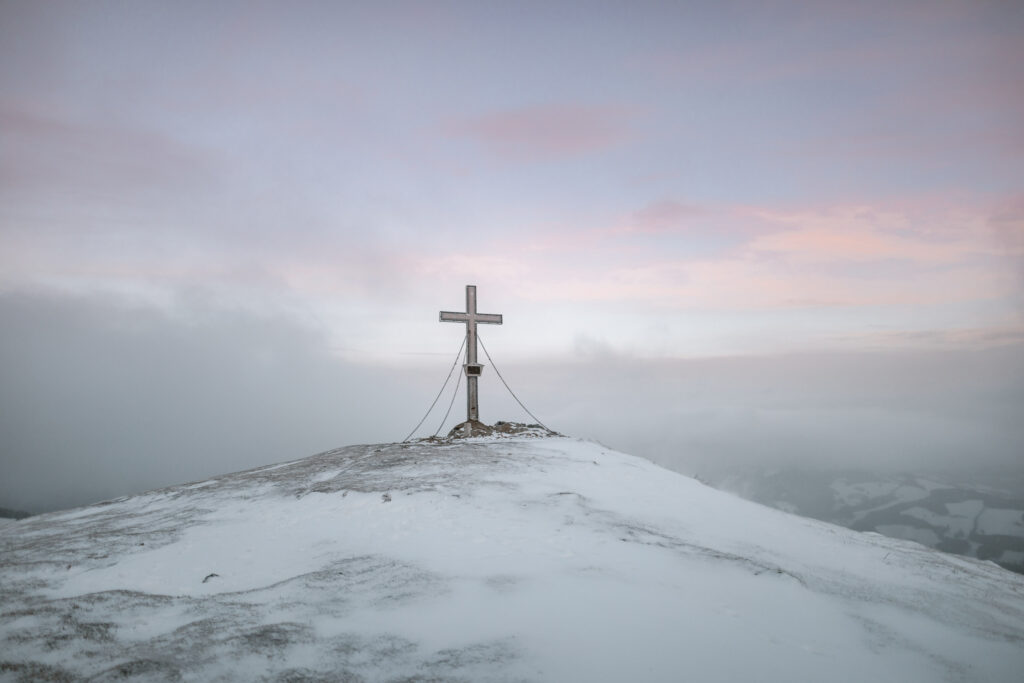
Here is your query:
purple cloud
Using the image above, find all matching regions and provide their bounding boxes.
[444,103,632,161]
[0,101,217,201]
[628,200,705,233]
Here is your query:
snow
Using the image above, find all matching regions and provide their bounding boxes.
[830,479,937,508]
[831,479,931,523]
[914,478,953,493]
[898,501,1020,542]
[978,508,1024,536]
[900,505,976,538]
[875,523,942,547]
[1000,551,1024,565]
[831,479,900,505]
[2,436,1023,682]
[945,499,985,520]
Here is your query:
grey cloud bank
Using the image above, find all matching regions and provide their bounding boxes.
[3,291,1022,514]
[0,292,399,512]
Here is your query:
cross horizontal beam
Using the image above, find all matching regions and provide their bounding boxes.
[439,311,503,324]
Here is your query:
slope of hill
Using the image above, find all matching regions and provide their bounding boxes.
[0,508,31,521]
[713,468,1024,575]
[2,435,1023,682]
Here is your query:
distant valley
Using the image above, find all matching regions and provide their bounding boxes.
[710,468,1024,575]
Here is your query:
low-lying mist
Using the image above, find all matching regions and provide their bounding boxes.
[3,291,1022,513]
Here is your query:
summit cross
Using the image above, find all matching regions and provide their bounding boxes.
[439,285,503,425]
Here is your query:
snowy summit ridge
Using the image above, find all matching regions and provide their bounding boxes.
[2,434,1023,681]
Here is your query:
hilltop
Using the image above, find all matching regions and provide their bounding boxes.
[2,435,1023,681]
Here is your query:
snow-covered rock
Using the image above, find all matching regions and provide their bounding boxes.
[2,436,1023,681]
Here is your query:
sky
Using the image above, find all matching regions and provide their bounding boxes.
[2,0,1023,512]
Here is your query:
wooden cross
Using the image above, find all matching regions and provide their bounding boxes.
[439,285,502,425]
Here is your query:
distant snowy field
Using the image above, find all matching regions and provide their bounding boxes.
[716,468,1024,573]
[2,437,1023,681]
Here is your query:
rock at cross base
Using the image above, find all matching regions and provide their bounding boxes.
[444,420,561,439]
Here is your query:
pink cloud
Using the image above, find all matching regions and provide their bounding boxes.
[987,193,1024,300]
[745,203,1004,267]
[627,200,704,234]
[830,323,1024,352]
[989,194,1024,254]
[444,103,632,161]
[0,100,217,198]
[415,196,1019,315]
[680,258,1006,309]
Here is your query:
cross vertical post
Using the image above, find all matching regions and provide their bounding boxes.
[464,284,480,422]
[439,285,503,430]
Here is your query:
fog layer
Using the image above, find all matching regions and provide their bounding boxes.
[3,291,1022,513]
